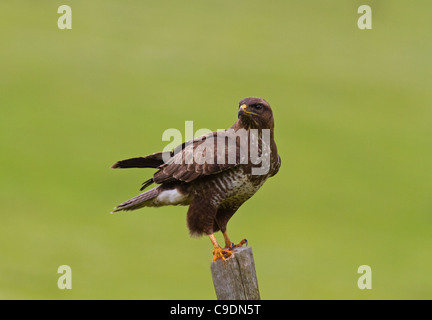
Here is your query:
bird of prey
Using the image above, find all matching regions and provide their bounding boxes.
[111,97,281,261]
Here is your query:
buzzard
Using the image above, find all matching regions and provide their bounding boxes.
[111,97,281,261]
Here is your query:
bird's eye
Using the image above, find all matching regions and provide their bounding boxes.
[255,104,263,110]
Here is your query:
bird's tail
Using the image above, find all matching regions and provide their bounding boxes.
[111,186,161,213]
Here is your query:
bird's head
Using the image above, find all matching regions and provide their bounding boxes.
[237,97,274,130]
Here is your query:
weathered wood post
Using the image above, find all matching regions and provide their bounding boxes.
[210,246,260,300]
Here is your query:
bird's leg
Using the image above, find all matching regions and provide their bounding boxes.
[222,231,234,249]
[222,231,248,250]
[209,234,232,262]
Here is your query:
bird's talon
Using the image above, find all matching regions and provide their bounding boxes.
[230,238,248,249]
[226,242,235,250]
[212,247,232,262]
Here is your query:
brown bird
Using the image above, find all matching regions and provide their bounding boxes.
[111,97,281,261]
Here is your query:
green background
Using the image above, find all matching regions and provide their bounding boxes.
[1,0,431,299]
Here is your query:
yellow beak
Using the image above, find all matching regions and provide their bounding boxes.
[240,104,257,116]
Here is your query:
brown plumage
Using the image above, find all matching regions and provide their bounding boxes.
[111,97,281,261]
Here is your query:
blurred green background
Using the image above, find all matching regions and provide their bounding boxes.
[1,0,431,299]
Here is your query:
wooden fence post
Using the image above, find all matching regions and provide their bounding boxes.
[210,246,260,300]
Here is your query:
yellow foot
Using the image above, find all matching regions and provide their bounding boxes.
[225,238,248,250]
[212,247,233,262]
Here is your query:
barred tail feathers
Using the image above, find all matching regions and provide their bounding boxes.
[111,187,161,213]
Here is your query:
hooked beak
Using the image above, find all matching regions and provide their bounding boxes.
[238,104,257,118]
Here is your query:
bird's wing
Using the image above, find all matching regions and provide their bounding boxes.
[111,152,169,169]
[270,154,281,177]
[153,130,247,184]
